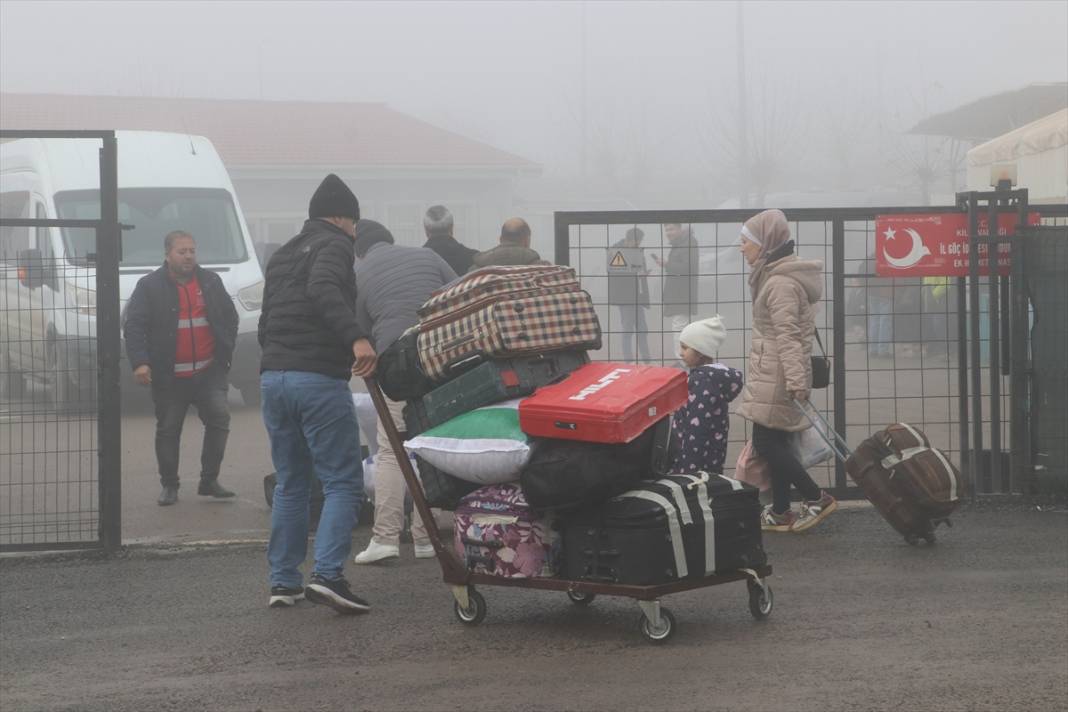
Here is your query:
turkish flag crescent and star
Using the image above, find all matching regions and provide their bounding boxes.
[874,212,1040,277]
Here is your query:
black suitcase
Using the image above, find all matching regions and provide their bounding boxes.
[519,419,672,513]
[562,473,766,585]
[415,454,480,511]
[403,351,588,434]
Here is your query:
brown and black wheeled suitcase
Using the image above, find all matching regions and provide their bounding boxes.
[795,400,963,545]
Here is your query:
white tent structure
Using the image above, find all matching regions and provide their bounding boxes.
[966,109,1068,204]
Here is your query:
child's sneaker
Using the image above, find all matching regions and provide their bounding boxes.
[793,491,838,532]
[760,505,798,532]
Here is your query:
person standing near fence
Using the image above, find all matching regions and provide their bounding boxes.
[735,209,837,533]
[124,230,239,507]
[607,227,651,363]
[259,174,376,612]
[653,223,699,362]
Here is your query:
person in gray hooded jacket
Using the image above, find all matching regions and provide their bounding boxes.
[352,219,457,564]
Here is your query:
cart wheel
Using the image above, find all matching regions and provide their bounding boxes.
[566,590,596,606]
[639,607,677,643]
[747,580,774,620]
[453,588,487,626]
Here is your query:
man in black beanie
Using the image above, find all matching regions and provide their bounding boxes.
[259,173,376,613]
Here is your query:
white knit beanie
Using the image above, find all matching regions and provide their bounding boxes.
[679,315,727,358]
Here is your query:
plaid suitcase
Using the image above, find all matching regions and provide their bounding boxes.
[418,265,581,327]
[417,290,602,382]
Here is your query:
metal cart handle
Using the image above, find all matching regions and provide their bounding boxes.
[365,377,471,585]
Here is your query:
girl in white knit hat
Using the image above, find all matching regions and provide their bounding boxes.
[670,315,744,475]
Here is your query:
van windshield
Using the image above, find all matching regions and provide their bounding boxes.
[54,188,248,267]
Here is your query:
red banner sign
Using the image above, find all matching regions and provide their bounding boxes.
[874,212,1039,277]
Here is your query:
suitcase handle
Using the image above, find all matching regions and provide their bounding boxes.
[792,398,853,462]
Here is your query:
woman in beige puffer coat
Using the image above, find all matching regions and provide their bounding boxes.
[737,209,837,533]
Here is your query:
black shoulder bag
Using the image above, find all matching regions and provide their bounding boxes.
[811,329,831,389]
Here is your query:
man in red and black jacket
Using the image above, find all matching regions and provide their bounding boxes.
[124,230,239,506]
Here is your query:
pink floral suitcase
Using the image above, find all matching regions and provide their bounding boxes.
[453,483,559,578]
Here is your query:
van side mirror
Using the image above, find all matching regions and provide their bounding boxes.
[16,249,54,290]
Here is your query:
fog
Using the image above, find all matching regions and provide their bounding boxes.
[2,0,1066,209]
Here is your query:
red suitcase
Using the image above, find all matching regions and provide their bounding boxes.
[518,362,688,444]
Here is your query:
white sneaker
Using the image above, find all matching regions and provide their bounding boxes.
[353,540,400,564]
[414,543,436,559]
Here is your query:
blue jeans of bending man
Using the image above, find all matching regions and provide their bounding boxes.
[262,370,364,588]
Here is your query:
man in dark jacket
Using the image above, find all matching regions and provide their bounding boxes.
[469,217,549,271]
[259,174,376,614]
[652,223,700,358]
[124,230,239,507]
[350,220,457,564]
[423,205,478,276]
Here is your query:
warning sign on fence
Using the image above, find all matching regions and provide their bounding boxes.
[874,212,1040,277]
[607,247,645,274]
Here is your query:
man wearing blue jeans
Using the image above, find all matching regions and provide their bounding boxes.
[259,174,378,612]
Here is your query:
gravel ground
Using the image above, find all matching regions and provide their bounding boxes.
[1,505,1066,712]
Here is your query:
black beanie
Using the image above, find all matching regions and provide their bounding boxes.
[309,173,360,220]
[354,219,395,258]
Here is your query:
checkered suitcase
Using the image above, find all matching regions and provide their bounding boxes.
[418,265,581,327]
[417,290,602,382]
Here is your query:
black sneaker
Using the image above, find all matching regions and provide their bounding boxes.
[268,586,305,608]
[157,485,178,506]
[305,575,371,614]
[197,480,236,498]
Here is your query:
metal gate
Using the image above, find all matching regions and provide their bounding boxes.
[0,130,122,552]
[554,205,1068,499]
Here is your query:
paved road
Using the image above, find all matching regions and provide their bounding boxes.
[2,506,1066,712]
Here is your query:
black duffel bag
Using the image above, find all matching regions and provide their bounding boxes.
[376,330,436,402]
[520,420,671,512]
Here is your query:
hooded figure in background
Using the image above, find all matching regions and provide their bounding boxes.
[735,209,838,534]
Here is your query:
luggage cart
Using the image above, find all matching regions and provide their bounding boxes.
[367,378,774,644]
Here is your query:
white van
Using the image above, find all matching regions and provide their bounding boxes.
[0,131,264,406]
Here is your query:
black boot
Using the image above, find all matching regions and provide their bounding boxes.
[197,479,236,498]
[158,485,178,506]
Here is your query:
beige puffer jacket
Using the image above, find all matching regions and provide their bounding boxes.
[736,256,823,431]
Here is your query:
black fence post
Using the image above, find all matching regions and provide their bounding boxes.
[97,135,122,552]
[832,218,847,492]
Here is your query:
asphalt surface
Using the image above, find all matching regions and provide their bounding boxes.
[2,506,1066,712]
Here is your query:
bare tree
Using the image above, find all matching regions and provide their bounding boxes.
[700,76,808,207]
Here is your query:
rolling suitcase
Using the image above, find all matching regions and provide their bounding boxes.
[403,351,589,434]
[454,483,560,579]
[518,362,688,444]
[794,400,962,545]
[561,473,767,585]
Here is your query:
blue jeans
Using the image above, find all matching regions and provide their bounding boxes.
[617,305,651,362]
[867,296,893,356]
[262,370,364,588]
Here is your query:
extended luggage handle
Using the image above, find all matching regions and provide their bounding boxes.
[792,398,852,463]
[364,377,471,585]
